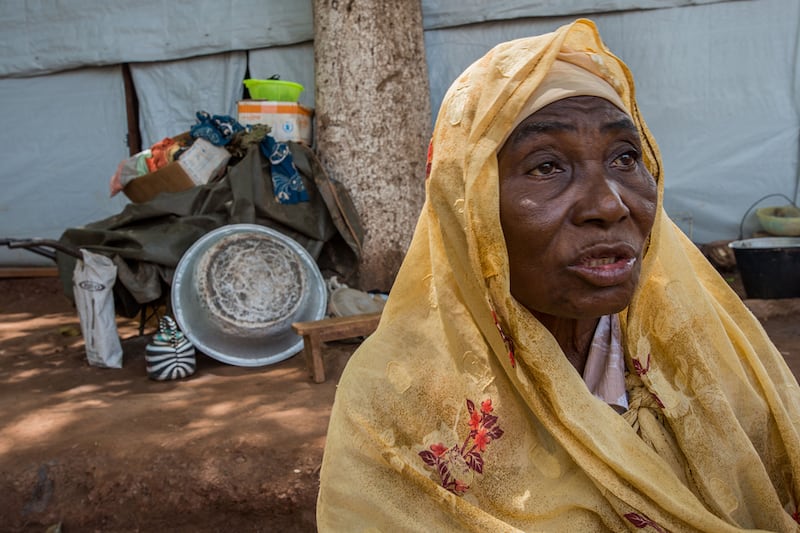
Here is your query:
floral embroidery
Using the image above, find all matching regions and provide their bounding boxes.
[792,506,800,524]
[624,512,667,533]
[425,139,433,179]
[490,307,516,368]
[632,352,652,376]
[631,353,664,409]
[650,392,665,409]
[419,398,504,495]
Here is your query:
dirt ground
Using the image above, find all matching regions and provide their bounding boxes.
[0,276,359,532]
[1,273,799,532]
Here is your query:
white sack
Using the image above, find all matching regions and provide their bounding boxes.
[73,250,124,369]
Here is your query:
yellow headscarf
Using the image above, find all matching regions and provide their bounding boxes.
[317,19,800,532]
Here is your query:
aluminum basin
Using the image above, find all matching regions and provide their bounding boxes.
[172,224,326,366]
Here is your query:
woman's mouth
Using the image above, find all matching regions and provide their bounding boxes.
[582,256,626,268]
[568,247,638,287]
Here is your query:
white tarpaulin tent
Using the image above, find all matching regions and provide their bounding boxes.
[1,0,797,265]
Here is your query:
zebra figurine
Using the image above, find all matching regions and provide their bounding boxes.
[145,316,196,381]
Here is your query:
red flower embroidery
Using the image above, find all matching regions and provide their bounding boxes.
[651,392,665,409]
[632,353,652,376]
[430,443,448,457]
[490,308,516,368]
[454,479,469,493]
[624,512,667,533]
[425,139,433,179]
[632,353,664,409]
[468,410,482,430]
[474,428,489,452]
[792,507,800,524]
[419,398,504,495]
[481,398,493,414]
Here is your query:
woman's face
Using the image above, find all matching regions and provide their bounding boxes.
[498,96,657,320]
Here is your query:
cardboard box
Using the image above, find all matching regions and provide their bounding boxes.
[123,135,231,204]
[237,100,313,145]
[123,163,194,204]
[176,137,231,186]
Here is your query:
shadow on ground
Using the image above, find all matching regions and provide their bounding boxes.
[0,274,797,532]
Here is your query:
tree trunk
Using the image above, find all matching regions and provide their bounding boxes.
[313,0,430,292]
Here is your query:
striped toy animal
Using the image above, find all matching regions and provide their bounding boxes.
[145,316,196,381]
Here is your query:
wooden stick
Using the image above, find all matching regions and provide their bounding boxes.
[0,267,59,279]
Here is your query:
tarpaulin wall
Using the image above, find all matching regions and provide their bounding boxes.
[424,0,800,243]
[1,0,797,265]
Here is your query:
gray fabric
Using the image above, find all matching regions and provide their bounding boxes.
[57,142,363,317]
[112,255,163,305]
[0,1,736,76]
[2,1,797,264]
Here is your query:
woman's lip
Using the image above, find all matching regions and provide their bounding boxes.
[567,244,638,287]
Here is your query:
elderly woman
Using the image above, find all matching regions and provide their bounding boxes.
[316,19,800,532]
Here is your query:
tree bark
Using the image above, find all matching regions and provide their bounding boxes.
[313,0,431,292]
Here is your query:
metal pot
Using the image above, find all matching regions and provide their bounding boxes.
[172,224,327,366]
[728,237,800,299]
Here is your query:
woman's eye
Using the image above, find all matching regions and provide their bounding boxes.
[612,151,638,169]
[530,161,558,176]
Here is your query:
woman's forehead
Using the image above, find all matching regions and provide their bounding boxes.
[504,96,636,149]
[528,96,629,123]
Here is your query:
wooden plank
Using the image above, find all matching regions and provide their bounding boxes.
[292,312,381,336]
[305,334,326,383]
[0,267,59,278]
[292,312,382,383]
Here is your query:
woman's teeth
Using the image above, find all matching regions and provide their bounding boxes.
[585,257,617,267]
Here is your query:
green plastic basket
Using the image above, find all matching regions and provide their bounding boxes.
[243,79,304,102]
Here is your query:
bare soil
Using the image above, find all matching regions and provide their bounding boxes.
[0,276,359,532]
[0,274,798,532]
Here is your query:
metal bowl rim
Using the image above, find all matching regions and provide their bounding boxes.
[728,237,800,250]
[171,223,327,367]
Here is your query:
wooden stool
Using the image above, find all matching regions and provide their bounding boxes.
[292,312,382,383]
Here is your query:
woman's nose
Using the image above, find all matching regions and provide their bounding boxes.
[572,162,630,226]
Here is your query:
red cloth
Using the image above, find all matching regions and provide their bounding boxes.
[146,138,177,172]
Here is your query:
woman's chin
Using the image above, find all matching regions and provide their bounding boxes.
[566,286,637,319]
